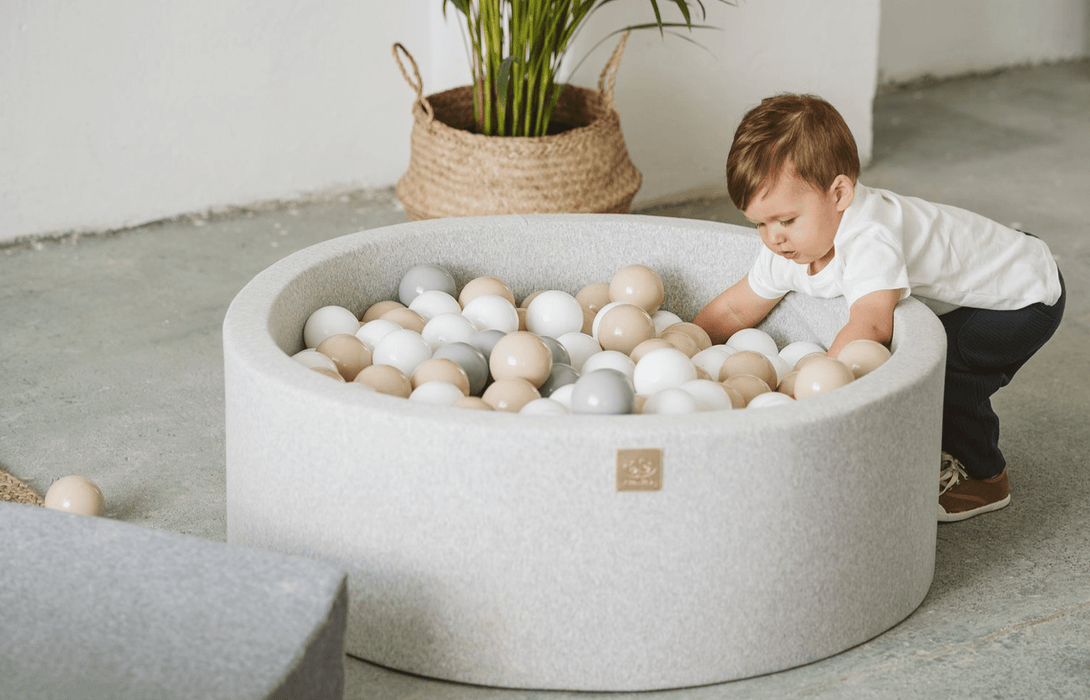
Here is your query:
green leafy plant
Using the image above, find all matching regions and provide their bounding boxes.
[442,0,728,137]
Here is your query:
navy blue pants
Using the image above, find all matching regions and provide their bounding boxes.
[939,270,1065,479]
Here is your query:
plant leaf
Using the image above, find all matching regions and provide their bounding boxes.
[496,55,516,110]
[667,0,693,27]
[442,0,473,19]
[648,0,666,36]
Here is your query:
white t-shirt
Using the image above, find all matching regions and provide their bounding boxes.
[747,183,1062,315]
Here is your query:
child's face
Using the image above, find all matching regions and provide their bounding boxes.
[742,168,854,274]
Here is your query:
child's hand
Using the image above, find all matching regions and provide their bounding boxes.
[828,289,901,357]
[693,275,783,345]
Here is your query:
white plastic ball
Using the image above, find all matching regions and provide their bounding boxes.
[779,340,827,368]
[408,290,462,322]
[520,398,570,415]
[408,380,465,406]
[690,345,736,380]
[421,312,477,350]
[766,353,793,384]
[525,290,584,338]
[462,294,519,333]
[556,332,602,372]
[726,327,779,356]
[548,383,575,409]
[372,328,432,376]
[291,349,339,373]
[746,391,796,409]
[303,305,359,349]
[680,379,734,411]
[580,350,636,379]
[632,347,697,395]
[651,310,684,335]
[355,318,403,351]
[643,388,700,415]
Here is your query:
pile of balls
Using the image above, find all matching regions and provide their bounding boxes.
[291,263,892,415]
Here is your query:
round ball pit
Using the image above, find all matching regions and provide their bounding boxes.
[223,214,945,692]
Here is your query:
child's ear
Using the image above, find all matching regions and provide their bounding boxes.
[830,175,855,212]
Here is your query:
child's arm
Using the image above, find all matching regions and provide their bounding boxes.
[693,275,783,345]
[827,289,901,358]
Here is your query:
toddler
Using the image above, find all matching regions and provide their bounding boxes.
[693,93,1065,522]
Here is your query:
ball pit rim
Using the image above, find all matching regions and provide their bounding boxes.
[222,213,946,435]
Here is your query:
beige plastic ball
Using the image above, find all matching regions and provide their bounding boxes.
[312,367,346,382]
[837,339,892,378]
[453,396,494,411]
[658,330,699,358]
[581,307,596,335]
[661,322,713,352]
[489,331,553,387]
[793,352,828,371]
[630,338,675,364]
[44,476,105,517]
[718,350,778,390]
[778,370,799,397]
[361,300,405,324]
[720,382,747,409]
[576,282,612,313]
[411,358,471,395]
[794,357,855,399]
[460,276,516,307]
[316,333,372,381]
[482,378,541,412]
[380,307,426,334]
[609,264,664,314]
[721,374,771,407]
[597,303,656,355]
[354,364,412,397]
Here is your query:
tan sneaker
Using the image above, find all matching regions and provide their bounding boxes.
[939,452,1011,522]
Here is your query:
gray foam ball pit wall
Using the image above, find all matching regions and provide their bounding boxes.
[223,214,946,692]
[0,502,348,700]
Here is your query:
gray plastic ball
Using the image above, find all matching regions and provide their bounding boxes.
[399,264,457,306]
[538,363,580,398]
[432,341,490,396]
[468,329,507,363]
[570,368,636,415]
[538,335,572,366]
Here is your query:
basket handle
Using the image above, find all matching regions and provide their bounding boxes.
[392,43,435,121]
[597,31,630,106]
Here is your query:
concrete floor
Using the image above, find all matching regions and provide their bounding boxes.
[3,60,1089,697]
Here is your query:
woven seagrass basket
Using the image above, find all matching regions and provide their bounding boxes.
[392,34,641,220]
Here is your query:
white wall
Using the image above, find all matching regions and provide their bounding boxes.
[0,1,880,242]
[879,0,1090,84]
[0,0,430,241]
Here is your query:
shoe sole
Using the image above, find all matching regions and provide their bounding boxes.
[938,494,1011,523]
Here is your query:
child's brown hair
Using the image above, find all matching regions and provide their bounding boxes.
[726,94,860,212]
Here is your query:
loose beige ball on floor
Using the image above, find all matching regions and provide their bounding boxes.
[44,475,105,517]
